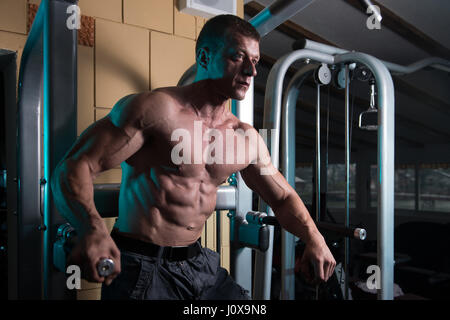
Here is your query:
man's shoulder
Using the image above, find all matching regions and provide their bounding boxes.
[110,88,183,128]
[133,87,181,111]
[148,86,183,103]
[111,88,177,111]
[234,120,258,135]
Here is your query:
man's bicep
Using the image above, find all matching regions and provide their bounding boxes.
[242,127,299,207]
[241,161,292,211]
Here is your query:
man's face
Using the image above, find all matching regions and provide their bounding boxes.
[209,34,260,100]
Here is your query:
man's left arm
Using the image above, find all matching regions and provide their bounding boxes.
[240,128,336,283]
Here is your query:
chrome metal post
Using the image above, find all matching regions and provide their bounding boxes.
[295,38,450,74]
[280,64,318,299]
[335,52,395,300]
[249,0,315,37]
[233,80,255,296]
[260,50,334,300]
[315,84,321,223]
[263,49,394,300]
[16,0,46,299]
[344,64,350,300]
[314,82,321,301]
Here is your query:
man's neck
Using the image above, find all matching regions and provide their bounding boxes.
[187,80,229,119]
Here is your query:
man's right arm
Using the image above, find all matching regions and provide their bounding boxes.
[51,94,145,234]
[50,92,152,283]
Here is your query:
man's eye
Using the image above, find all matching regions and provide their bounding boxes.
[234,54,244,60]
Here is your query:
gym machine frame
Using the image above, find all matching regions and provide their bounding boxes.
[9,0,78,299]
[252,47,396,300]
[283,39,450,300]
[247,36,449,301]
[259,38,449,300]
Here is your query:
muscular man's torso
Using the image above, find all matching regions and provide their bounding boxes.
[114,87,257,246]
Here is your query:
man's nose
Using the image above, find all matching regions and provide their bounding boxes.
[243,61,257,77]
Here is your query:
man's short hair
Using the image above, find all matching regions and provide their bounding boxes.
[196,14,260,55]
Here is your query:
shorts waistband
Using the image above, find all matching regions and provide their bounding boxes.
[111,229,201,262]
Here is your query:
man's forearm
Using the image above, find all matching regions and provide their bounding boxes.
[272,193,323,244]
[51,159,107,236]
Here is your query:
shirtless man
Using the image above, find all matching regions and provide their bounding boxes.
[51,14,335,300]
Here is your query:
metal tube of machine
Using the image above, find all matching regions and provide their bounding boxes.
[45,0,79,300]
[233,80,255,296]
[344,65,351,300]
[257,49,334,300]
[315,84,321,223]
[263,49,394,300]
[16,0,45,299]
[280,64,318,299]
[335,52,395,300]
[314,82,321,302]
[294,38,450,74]
[249,0,315,37]
[215,186,237,211]
[261,217,367,240]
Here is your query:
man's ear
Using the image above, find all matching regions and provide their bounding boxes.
[196,47,210,71]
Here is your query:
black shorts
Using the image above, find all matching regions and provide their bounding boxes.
[101,230,251,300]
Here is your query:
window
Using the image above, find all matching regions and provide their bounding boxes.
[295,164,313,205]
[327,164,356,209]
[419,163,450,212]
[295,163,357,209]
[396,166,416,210]
[370,164,415,210]
[370,163,450,213]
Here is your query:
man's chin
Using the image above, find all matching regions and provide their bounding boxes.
[231,90,247,101]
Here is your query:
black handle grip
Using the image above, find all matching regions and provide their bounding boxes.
[261,215,280,226]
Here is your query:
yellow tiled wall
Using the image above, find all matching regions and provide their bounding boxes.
[174,0,196,40]
[0,0,27,34]
[150,31,196,89]
[77,45,94,135]
[1,0,244,300]
[78,0,122,23]
[124,0,173,34]
[95,19,149,108]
